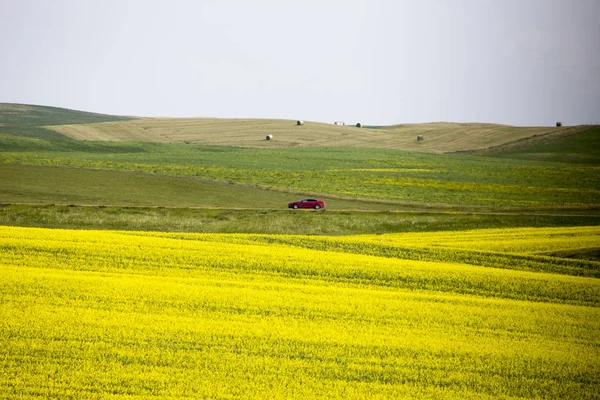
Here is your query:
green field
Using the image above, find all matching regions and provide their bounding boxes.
[1,103,599,399]
[2,204,599,235]
[2,103,599,210]
[2,136,599,210]
[483,127,600,164]
[0,164,401,211]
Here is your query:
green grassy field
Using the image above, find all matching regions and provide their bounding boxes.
[2,103,598,211]
[2,136,599,209]
[2,204,598,235]
[1,226,599,399]
[484,126,600,164]
[0,164,401,211]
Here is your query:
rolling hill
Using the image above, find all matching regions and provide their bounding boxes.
[0,103,135,139]
[46,117,597,154]
[2,103,598,211]
[2,102,598,155]
[467,125,600,164]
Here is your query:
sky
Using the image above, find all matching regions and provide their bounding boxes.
[1,0,599,126]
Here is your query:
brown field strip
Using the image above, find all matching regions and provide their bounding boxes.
[44,118,589,153]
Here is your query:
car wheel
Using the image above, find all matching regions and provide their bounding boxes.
[314,204,320,210]
[293,204,299,209]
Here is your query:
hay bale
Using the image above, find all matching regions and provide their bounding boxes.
[296,120,304,126]
[556,121,562,127]
[356,123,362,128]
[266,135,273,141]
[417,135,424,141]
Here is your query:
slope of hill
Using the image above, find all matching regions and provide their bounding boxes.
[45,117,597,153]
[467,125,600,164]
[3,103,596,155]
[0,103,135,139]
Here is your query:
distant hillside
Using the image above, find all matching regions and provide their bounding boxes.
[468,125,600,164]
[45,117,596,154]
[0,103,135,139]
[3,103,598,157]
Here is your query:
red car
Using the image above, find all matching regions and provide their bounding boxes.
[288,198,326,210]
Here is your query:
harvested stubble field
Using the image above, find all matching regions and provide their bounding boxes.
[45,117,598,153]
[1,226,599,399]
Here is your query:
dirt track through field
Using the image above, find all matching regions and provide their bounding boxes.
[3,202,599,218]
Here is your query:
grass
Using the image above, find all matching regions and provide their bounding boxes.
[3,104,598,210]
[1,204,599,235]
[487,126,600,164]
[0,103,135,140]
[2,138,599,209]
[1,226,599,399]
[0,164,402,211]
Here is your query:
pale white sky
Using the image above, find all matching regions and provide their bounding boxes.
[1,0,599,126]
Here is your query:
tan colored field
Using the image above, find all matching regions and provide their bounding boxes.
[46,118,590,153]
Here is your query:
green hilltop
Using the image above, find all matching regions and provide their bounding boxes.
[0,103,134,139]
[467,125,600,164]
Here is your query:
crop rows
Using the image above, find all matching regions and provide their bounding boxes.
[150,226,600,278]
[1,226,599,399]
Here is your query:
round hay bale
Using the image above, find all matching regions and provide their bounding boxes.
[356,123,362,128]
[266,135,273,141]
[556,121,562,127]
[296,120,304,126]
[417,135,424,141]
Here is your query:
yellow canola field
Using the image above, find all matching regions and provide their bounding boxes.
[361,226,600,254]
[1,226,599,399]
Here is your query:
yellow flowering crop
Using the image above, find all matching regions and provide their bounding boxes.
[1,226,598,399]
